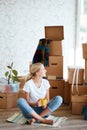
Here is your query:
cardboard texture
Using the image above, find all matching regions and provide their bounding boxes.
[0,92,18,109]
[84,59,87,83]
[71,85,87,95]
[45,26,64,40]
[68,68,84,85]
[49,41,62,56]
[18,90,26,99]
[49,56,63,67]
[82,43,87,59]
[49,80,64,99]
[45,66,63,78]
[64,81,71,104]
[18,76,26,89]
[71,95,87,114]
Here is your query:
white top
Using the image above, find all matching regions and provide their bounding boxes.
[23,78,50,103]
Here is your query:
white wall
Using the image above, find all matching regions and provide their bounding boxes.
[0,0,77,79]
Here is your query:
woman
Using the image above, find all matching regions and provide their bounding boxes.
[17,62,63,125]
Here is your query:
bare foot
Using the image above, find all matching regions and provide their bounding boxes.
[28,118,54,125]
[28,118,36,125]
[42,119,54,125]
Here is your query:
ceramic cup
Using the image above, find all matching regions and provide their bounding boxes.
[41,98,47,106]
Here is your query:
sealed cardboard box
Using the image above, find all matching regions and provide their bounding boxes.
[84,60,87,83]
[64,81,71,104]
[0,92,18,109]
[82,43,87,59]
[49,41,62,56]
[18,90,26,99]
[71,95,87,114]
[18,76,26,89]
[45,26,64,40]
[68,68,84,85]
[45,66,63,79]
[49,56,63,68]
[71,85,87,95]
[49,80,64,99]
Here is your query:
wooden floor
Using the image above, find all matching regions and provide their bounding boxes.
[0,105,87,130]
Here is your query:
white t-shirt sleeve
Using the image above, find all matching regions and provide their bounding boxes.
[43,79,50,90]
[23,81,31,93]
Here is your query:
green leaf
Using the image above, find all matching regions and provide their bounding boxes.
[12,76,20,83]
[12,70,18,76]
[5,71,9,77]
[7,66,11,69]
[15,78,20,82]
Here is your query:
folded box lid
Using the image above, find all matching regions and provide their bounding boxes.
[45,26,64,40]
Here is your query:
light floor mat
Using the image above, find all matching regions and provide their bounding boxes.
[6,112,67,127]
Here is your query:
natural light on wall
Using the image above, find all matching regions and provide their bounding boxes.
[76,0,87,68]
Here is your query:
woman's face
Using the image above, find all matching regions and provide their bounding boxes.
[37,64,47,77]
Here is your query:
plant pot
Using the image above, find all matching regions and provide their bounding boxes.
[11,82,20,93]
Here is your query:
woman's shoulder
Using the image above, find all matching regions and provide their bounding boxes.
[25,79,33,85]
[42,78,49,83]
[42,78,50,88]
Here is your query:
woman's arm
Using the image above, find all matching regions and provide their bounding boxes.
[45,89,50,103]
[24,92,37,107]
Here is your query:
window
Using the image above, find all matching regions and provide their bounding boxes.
[75,0,87,67]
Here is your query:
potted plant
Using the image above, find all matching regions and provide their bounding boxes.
[5,62,20,84]
[4,62,20,92]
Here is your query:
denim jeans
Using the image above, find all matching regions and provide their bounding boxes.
[17,96,63,119]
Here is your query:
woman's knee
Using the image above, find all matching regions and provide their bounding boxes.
[48,96,63,112]
[55,96,63,105]
[17,98,26,106]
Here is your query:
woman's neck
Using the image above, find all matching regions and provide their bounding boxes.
[33,77,42,88]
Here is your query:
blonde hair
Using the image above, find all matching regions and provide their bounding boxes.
[26,62,43,81]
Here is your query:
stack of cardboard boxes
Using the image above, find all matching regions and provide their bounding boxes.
[44,26,64,100]
[69,43,87,114]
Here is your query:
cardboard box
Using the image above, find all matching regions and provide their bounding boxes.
[0,92,18,109]
[84,60,87,83]
[49,80,64,99]
[68,68,84,85]
[49,41,62,56]
[18,90,26,99]
[64,81,71,104]
[71,95,87,114]
[18,76,26,89]
[49,56,63,68]
[45,66,63,79]
[71,85,87,95]
[82,43,87,59]
[45,26,64,40]
[47,75,62,80]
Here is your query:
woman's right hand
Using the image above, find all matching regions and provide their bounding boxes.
[36,99,42,107]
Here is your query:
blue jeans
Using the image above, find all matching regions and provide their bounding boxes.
[17,96,63,119]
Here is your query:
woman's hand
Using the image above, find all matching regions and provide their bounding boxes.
[41,98,47,109]
[37,99,42,107]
